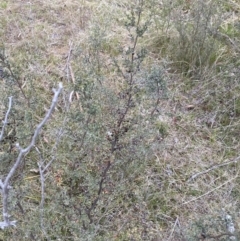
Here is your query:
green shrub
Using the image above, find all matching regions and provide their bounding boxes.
[0,1,168,240]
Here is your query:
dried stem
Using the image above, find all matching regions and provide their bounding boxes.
[0,96,12,141]
[0,83,63,229]
[187,156,240,182]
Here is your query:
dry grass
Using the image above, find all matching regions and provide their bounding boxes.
[0,0,240,240]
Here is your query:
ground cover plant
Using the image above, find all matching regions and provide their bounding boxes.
[0,0,240,240]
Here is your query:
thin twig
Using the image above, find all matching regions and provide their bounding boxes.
[64,42,73,83]
[69,64,75,84]
[187,156,240,182]
[2,59,30,106]
[168,216,179,241]
[183,172,239,205]
[0,97,12,141]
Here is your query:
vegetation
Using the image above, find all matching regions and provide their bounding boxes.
[0,0,240,240]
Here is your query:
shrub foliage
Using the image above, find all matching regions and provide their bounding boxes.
[0,0,240,240]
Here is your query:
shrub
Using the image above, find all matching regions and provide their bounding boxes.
[0,0,167,240]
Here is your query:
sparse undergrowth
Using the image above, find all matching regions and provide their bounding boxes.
[0,0,239,240]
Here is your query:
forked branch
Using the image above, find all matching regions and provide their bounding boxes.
[0,83,63,229]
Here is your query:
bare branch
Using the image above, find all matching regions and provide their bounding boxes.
[0,96,12,141]
[0,83,63,229]
[4,83,63,186]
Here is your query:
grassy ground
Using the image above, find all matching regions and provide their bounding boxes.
[0,0,240,240]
